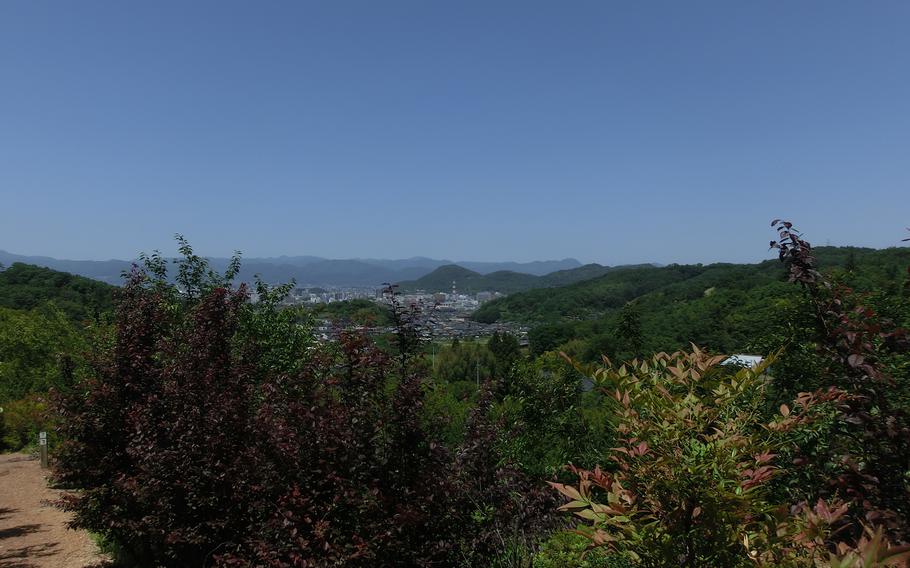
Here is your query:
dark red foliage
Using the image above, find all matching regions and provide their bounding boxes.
[771,220,910,541]
[54,268,554,567]
[55,272,258,564]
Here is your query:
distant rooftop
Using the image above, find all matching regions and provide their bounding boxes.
[722,354,765,368]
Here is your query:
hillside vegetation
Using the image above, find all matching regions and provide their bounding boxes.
[0,262,115,322]
[4,231,910,567]
[47,227,910,567]
[473,246,910,358]
[396,262,650,294]
[308,298,392,326]
[0,263,113,450]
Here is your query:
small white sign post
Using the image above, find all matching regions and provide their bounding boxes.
[38,431,48,468]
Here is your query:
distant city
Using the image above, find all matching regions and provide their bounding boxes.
[273,282,529,345]
[0,248,568,344]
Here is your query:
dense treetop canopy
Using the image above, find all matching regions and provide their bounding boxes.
[475,246,910,358]
[0,262,115,322]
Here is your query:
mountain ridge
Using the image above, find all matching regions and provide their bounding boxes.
[0,249,584,287]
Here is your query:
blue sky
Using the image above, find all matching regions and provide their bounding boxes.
[1,1,908,265]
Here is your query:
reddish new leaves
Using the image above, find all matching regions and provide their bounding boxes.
[770,220,910,541]
[54,263,553,567]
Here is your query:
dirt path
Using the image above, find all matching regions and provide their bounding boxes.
[0,453,108,568]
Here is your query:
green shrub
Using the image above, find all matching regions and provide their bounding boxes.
[0,303,87,402]
[433,340,498,384]
[0,395,51,451]
[496,353,614,477]
[54,247,559,567]
[549,349,830,567]
[422,378,476,446]
[548,346,910,567]
[533,531,632,568]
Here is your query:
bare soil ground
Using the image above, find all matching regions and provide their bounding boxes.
[0,453,109,568]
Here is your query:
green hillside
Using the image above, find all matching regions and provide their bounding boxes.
[396,264,529,294]
[395,262,624,294]
[0,263,113,426]
[537,262,650,287]
[310,298,392,326]
[473,264,700,323]
[473,246,910,358]
[0,262,116,322]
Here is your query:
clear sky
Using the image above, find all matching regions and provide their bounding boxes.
[1,1,908,265]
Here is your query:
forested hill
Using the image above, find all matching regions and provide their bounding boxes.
[0,262,116,322]
[396,262,652,294]
[472,246,910,359]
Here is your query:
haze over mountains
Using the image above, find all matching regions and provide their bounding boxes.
[0,249,585,288]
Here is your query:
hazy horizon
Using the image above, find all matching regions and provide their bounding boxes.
[0,246,589,265]
[3,236,905,269]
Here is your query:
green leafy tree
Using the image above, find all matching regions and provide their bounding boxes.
[844,250,857,273]
[488,331,521,378]
[614,302,643,360]
[313,299,391,326]
[0,395,51,451]
[529,323,576,356]
[0,262,115,322]
[498,353,612,477]
[434,341,497,386]
[0,303,87,402]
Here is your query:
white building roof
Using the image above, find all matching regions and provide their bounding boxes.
[722,354,764,368]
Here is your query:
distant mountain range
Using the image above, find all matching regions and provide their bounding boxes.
[0,250,584,288]
[395,263,656,295]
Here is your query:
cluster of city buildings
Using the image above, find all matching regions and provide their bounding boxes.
[421,315,529,345]
[313,312,528,345]
[276,283,503,311]
[277,286,377,305]
[374,285,524,341]
[297,283,525,344]
[382,290,501,313]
